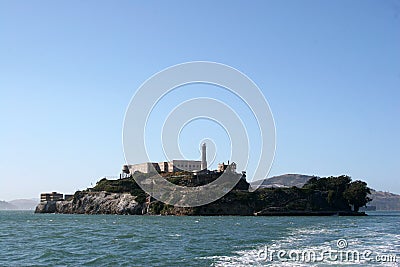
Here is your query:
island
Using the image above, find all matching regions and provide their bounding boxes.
[35,171,371,216]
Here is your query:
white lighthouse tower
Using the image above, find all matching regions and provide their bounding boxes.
[201,143,207,170]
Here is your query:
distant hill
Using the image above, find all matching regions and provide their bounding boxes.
[0,200,18,210]
[9,199,39,210]
[253,174,400,211]
[369,190,400,211]
[0,199,39,210]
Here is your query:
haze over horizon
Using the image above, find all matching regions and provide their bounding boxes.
[1,1,399,200]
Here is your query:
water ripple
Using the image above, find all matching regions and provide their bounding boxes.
[0,211,399,266]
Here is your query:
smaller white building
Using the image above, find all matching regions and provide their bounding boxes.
[127,162,160,174]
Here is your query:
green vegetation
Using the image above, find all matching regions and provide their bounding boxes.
[343,180,372,212]
[303,175,372,211]
[92,174,149,203]
[93,177,138,193]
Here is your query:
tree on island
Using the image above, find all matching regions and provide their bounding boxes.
[303,175,372,212]
[343,180,372,212]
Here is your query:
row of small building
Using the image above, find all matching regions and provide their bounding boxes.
[120,144,237,177]
[121,160,237,177]
[40,192,74,202]
[120,143,236,178]
[122,143,208,174]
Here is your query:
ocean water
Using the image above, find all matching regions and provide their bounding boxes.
[0,211,399,266]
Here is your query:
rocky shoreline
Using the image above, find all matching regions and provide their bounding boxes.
[35,174,371,216]
[35,191,366,216]
[35,192,144,215]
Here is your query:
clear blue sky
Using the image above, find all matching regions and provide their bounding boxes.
[1,0,399,200]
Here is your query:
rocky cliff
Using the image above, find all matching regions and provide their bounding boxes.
[35,186,363,216]
[35,192,144,215]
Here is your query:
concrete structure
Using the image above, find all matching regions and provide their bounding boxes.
[127,162,161,174]
[169,160,202,172]
[217,161,237,173]
[158,161,169,172]
[201,143,207,170]
[126,160,203,174]
[121,165,130,179]
[124,143,209,175]
[40,192,64,202]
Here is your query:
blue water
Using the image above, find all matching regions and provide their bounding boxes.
[0,211,399,266]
